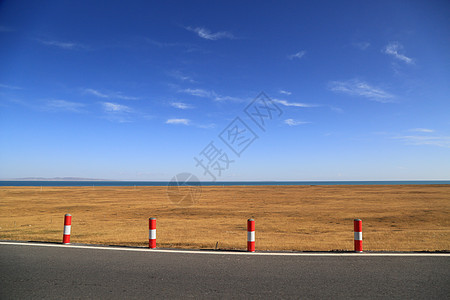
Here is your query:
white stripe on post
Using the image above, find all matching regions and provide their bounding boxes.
[64,225,71,235]
[248,231,255,242]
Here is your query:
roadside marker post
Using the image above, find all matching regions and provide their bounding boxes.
[354,219,363,252]
[247,218,255,252]
[63,214,72,244]
[149,218,156,249]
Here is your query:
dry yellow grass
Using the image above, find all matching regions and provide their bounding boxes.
[0,185,449,251]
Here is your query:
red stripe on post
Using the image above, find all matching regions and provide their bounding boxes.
[247,218,255,252]
[63,214,72,244]
[149,217,156,249]
[354,219,362,252]
[354,219,362,232]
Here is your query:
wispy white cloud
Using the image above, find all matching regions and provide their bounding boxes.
[279,90,292,96]
[383,42,413,64]
[393,135,450,148]
[180,88,241,102]
[288,50,306,60]
[273,99,317,108]
[144,38,180,48]
[329,106,344,113]
[99,101,134,123]
[182,88,214,98]
[167,70,196,83]
[164,118,214,128]
[166,118,190,125]
[85,88,108,98]
[3,97,85,114]
[0,83,22,90]
[101,102,132,113]
[284,119,309,126]
[214,95,242,102]
[112,92,140,100]
[83,88,140,100]
[410,128,434,133]
[196,123,216,129]
[143,38,204,53]
[36,38,87,50]
[353,42,370,50]
[46,100,85,112]
[171,102,193,109]
[328,79,394,102]
[186,26,235,40]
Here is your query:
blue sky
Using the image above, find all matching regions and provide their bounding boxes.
[0,0,449,181]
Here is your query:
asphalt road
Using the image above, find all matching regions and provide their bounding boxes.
[0,243,449,299]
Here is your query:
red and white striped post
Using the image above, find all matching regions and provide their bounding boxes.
[354,219,362,252]
[63,214,72,244]
[149,217,156,249]
[247,218,255,252]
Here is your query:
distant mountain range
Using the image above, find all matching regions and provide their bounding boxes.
[1,177,112,181]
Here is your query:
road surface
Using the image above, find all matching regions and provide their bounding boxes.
[0,242,449,299]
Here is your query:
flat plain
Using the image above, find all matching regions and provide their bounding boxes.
[0,185,449,251]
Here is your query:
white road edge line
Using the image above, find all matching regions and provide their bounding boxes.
[1,241,449,256]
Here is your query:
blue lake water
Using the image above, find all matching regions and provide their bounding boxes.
[1,180,449,187]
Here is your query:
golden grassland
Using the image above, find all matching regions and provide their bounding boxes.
[0,185,449,251]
